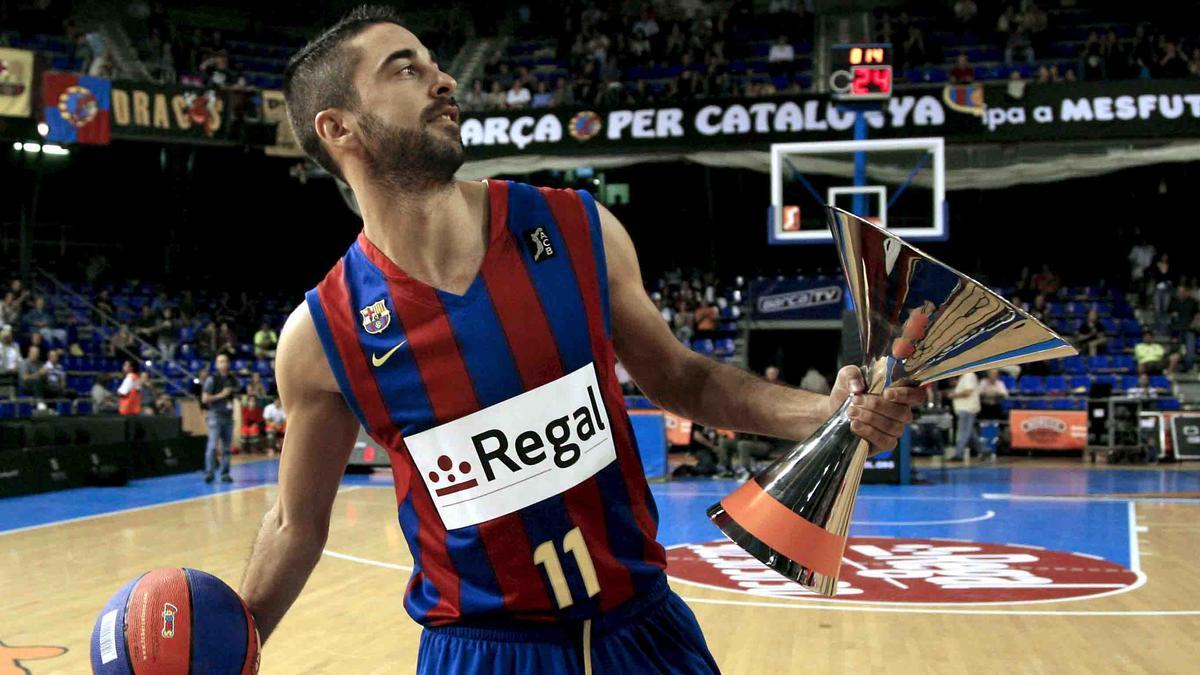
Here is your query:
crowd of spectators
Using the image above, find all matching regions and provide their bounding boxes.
[0,277,284,425]
[459,0,812,112]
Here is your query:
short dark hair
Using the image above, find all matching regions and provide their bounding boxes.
[284,5,406,182]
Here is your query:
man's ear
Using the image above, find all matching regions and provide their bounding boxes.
[314,108,356,152]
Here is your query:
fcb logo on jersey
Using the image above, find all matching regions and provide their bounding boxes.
[359,299,392,334]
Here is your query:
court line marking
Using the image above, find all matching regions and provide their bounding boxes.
[0,485,271,537]
[677,596,1200,617]
[982,492,1200,504]
[854,510,996,526]
[323,549,412,571]
[1128,501,1141,573]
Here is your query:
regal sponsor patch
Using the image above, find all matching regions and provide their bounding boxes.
[405,363,616,529]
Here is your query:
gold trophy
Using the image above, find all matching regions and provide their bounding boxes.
[707,206,1077,596]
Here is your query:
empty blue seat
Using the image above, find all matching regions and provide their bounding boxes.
[1094,374,1118,388]
[1069,375,1092,392]
[15,401,32,418]
[1025,398,1048,409]
[1150,375,1171,390]
[1087,355,1110,371]
[693,339,715,355]
[714,338,736,356]
[1061,356,1086,374]
[1112,355,1136,373]
[1156,398,1182,411]
[0,402,13,418]
[1121,319,1142,335]
[1018,376,1045,395]
[1100,318,1120,334]
[55,400,72,416]
[1000,374,1016,390]
[1050,399,1073,410]
[1044,375,1067,394]
[1120,375,1139,390]
[74,400,93,415]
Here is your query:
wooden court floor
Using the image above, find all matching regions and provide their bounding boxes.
[1,458,1198,674]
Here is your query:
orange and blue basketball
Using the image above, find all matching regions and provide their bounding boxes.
[91,568,260,674]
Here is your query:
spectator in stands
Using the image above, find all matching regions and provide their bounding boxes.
[486,80,507,110]
[108,325,138,362]
[18,345,45,399]
[1169,284,1198,371]
[246,372,267,400]
[91,375,119,414]
[768,35,795,78]
[179,290,196,321]
[1103,30,1127,80]
[1075,308,1108,356]
[1147,253,1174,334]
[117,360,144,416]
[92,289,115,323]
[1126,372,1161,399]
[694,299,718,334]
[551,77,575,107]
[0,328,21,374]
[197,321,218,360]
[1028,293,1048,322]
[946,371,982,461]
[459,80,486,112]
[1157,42,1188,79]
[765,366,782,385]
[134,305,157,341]
[950,53,974,84]
[22,297,65,346]
[1081,31,1105,81]
[672,300,695,342]
[253,322,278,359]
[202,353,238,483]
[532,81,554,109]
[1131,24,1156,78]
[200,51,233,88]
[800,367,830,395]
[263,395,286,454]
[0,291,19,331]
[1023,3,1048,53]
[155,394,176,416]
[1189,48,1200,78]
[217,322,238,357]
[156,307,179,363]
[240,393,265,453]
[952,0,979,35]
[1128,234,1156,290]
[978,370,1009,420]
[1134,330,1180,375]
[903,26,930,68]
[1032,264,1060,297]
[1005,22,1034,64]
[8,280,30,314]
[41,349,68,400]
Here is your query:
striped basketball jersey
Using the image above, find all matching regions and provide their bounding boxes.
[306,180,666,626]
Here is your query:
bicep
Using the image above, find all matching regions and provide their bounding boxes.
[272,304,360,536]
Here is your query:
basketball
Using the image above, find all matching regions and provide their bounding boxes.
[90,568,259,674]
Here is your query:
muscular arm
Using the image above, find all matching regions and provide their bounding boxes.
[240,302,360,642]
[600,204,923,450]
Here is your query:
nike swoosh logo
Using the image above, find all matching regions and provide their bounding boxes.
[371,340,407,367]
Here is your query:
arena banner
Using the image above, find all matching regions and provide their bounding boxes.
[261,89,305,158]
[1010,409,1087,450]
[749,276,845,321]
[109,80,230,143]
[42,71,111,144]
[1169,413,1200,460]
[0,48,35,118]
[456,80,1200,161]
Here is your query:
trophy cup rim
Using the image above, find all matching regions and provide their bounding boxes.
[824,204,1079,363]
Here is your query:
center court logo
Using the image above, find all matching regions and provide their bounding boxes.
[406,364,616,529]
[668,537,1139,604]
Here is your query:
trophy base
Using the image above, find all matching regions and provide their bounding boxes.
[707,502,840,597]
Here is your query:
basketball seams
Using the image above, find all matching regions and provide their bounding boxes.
[183,568,195,675]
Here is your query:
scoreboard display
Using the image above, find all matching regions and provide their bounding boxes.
[830,43,893,102]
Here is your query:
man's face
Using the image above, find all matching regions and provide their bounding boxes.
[337,24,462,189]
[216,355,230,373]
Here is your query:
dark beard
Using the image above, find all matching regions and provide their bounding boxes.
[357,110,464,192]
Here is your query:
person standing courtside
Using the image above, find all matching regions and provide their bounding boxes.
[202,353,239,483]
[946,372,982,461]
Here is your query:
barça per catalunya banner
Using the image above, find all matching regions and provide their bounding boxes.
[457,79,1200,160]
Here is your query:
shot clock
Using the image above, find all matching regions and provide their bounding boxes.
[829,43,893,103]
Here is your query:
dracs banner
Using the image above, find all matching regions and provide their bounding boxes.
[455,80,1200,160]
[749,276,845,321]
[109,80,229,142]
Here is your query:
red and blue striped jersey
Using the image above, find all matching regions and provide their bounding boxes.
[305,180,666,626]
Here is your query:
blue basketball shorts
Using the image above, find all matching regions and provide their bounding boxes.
[416,579,720,674]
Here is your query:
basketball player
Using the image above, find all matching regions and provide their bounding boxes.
[240,7,925,673]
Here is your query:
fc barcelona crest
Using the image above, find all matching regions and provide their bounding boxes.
[359,299,392,334]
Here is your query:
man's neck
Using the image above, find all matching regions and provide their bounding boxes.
[352,178,489,295]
